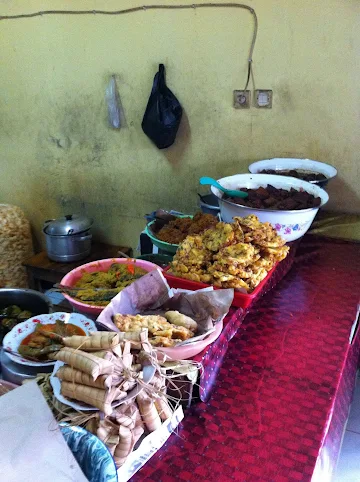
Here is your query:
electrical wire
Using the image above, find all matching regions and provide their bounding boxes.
[0,3,258,91]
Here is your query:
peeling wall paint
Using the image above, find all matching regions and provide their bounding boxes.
[0,0,359,250]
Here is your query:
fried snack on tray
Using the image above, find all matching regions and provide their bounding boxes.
[202,222,234,252]
[170,215,289,293]
[113,314,194,347]
[164,311,198,332]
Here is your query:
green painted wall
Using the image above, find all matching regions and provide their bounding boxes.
[0,0,359,250]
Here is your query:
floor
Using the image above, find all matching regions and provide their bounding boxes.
[333,373,360,481]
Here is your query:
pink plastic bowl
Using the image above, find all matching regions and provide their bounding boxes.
[60,258,161,316]
[156,318,224,360]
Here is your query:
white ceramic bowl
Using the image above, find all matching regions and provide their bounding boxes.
[248,158,337,188]
[3,312,97,367]
[211,174,329,242]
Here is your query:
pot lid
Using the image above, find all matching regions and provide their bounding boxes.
[44,214,93,236]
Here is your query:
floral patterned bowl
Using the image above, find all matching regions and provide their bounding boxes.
[2,312,97,367]
[60,424,118,482]
[211,174,329,242]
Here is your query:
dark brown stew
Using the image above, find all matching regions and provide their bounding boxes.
[225,185,322,211]
[259,169,327,182]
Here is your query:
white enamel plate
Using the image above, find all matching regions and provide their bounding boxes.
[50,361,156,412]
[2,312,97,367]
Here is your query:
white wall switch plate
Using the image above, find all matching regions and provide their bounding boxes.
[255,90,273,108]
[233,90,251,109]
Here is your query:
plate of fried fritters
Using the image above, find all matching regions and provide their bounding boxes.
[169,214,289,293]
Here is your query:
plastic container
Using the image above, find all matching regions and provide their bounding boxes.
[199,194,220,216]
[61,258,161,316]
[164,264,277,309]
[144,216,192,254]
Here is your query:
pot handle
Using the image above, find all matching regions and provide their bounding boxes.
[75,234,92,242]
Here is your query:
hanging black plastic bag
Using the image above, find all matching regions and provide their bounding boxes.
[142,64,183,149]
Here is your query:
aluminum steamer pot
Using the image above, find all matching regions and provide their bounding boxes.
[43,214,93,262]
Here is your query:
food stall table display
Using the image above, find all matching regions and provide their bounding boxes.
[3,199,359,480]
[131,236,360,481]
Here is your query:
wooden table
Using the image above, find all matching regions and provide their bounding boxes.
[23,242,132,292]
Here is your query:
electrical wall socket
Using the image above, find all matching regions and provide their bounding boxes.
[233,90,251,109]
[255,90,273,108]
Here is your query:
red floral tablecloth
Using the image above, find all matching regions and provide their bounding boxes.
[132,236,360,482]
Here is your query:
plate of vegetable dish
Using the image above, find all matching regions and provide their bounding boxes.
[60,258,160,316]
[3,312,97,367]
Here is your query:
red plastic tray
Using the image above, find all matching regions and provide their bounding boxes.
[164,264,277,309]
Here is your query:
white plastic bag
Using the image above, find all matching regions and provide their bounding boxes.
[106,75,122,129]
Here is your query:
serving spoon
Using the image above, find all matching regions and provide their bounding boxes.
[199,177,248,199]
[2,347,43,363]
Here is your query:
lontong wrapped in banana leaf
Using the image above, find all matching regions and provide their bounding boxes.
[97,418,120,455]
[60,382,126,416]
[136,391,162,432]
[114,424,144,467]
[48,330,185,469]
[51,347,114,379]
[111,401,142,430]
[62,332,120,351]
[56,366,113,389]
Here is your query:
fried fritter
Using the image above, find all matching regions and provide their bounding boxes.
[253,235,286,248]
[247,268,268,289]
[149,337,182,347]
[169,214,289,293]
[171,269,213,284]
[113,314,169,333]
[113,313,194,345]
[174,235,211,266]
[261,246,289,261]
[210,263,254,278]
[214,243,257,264]
[213,276,250,291]
[202,222,234,252]
[251,256,275,271]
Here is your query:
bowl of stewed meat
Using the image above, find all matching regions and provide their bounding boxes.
[248,158,337,188]
[210,174,329,242]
